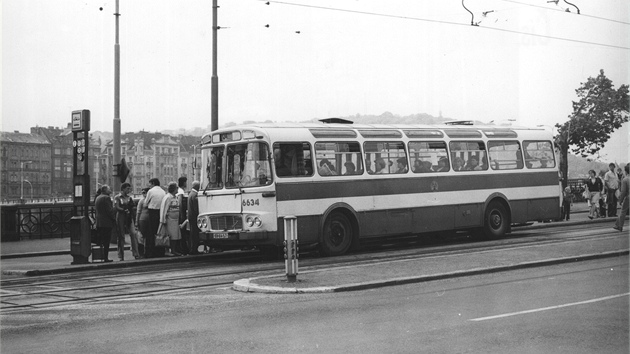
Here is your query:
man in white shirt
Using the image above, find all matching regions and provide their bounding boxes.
[604,163,619,217]
[144,178,166,257]
[177,176,189,254]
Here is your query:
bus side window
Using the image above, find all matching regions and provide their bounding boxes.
[315,142,363,177]
[449,141,488,171]
[363,141,406,175]
[273,142,313,177]
[488,141,523,170]
[409,141,449,173]
[523,141,556,169]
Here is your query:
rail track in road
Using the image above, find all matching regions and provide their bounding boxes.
[1,222,625,314]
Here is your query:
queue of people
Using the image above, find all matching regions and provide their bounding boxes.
[581,163,628,232]
[93,176,204,261]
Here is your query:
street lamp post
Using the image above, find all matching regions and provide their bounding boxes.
[20,160,33,202]
[112,0,122,193]
[24,179,33,202]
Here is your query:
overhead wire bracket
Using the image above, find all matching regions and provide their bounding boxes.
[462,0,479,26]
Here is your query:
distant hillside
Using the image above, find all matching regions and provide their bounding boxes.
[305,112,458,125]
[567,154,611,179]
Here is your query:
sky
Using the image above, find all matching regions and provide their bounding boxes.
[2,0,628,162]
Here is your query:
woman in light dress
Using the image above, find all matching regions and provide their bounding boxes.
[159,182,183,256]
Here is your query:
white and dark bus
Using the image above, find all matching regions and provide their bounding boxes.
[196,121,561,256]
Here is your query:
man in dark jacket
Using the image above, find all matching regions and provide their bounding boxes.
[187,180,201,255]
[95,185,116,262]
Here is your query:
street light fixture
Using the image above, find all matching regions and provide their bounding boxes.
[20,160,33,202]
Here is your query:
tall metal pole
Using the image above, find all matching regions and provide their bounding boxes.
[113,0,122,192]
[20,161,32,202]
[211,0,219,132]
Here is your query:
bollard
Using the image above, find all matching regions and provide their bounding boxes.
[283,216,298,283]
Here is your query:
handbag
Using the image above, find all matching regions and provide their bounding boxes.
[155,224,170,247]
[135,226,144,246]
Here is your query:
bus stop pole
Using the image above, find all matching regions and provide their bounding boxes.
[283,216,298,283]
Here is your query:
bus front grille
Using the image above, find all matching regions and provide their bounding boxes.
[208,215,243,231]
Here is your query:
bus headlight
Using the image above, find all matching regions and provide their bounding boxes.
[198,217,206,229]
[245,215,262,228]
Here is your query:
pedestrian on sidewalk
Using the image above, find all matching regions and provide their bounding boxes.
[584,170,603,219]
[145,178,166,258]
[177,176,189,255]
[561,186,574,221]
[114,182,140,261]
[94,185,115,262]
[187,180,201,255]
[160,182,183,256]
[614,164,629,232]
[604,163,619,217]
[135,187,150,257]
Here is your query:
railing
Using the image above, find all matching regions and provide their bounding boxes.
[1,202,95,242]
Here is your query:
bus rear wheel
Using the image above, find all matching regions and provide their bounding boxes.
[320,212,353,256]
[483,201,509,239]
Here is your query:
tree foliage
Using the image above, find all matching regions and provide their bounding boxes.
[555,69,629,158]
[554,70,628,188]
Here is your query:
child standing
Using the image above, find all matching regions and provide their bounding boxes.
[562,186,573,221]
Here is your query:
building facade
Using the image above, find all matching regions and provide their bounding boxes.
[102,131,201,195]
[1,127,202,202]
[0,131,52,202]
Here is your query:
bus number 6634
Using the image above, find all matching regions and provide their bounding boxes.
[243,199,260,207]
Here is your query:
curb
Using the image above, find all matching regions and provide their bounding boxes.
[0,252,212,276]
[0,245,132,260]
[519,214,619,231]
[232,249,629,294]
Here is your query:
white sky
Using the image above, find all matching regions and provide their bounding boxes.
[1,0,628,161]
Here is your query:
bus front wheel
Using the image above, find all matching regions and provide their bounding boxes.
[483,201,509,239]
[320,212,353,256]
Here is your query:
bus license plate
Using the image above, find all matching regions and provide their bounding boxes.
[213,233,229,239]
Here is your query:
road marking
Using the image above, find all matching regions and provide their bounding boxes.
[470,293,629,322]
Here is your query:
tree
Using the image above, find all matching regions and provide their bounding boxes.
[555,70,629,188]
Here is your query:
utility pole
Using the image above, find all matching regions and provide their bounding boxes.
[211,0,219,132]
[113,0,122,192]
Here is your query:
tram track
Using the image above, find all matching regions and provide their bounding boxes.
[1,223,625,314]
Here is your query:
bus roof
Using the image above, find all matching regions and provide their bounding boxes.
[201,121,553,145]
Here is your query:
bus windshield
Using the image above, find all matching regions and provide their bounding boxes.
[202,142,273,190]
[225,142,272,188]
[202,146,224,190]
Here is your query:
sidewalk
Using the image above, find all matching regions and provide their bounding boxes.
[1,203,626,292]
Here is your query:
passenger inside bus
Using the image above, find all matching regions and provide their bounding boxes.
[434,157,450,172]
[396,157,408,173]
[464,156,483,171]
[414,160,432,173]
[452,156,465,171]
[344,161,356,175]
[318,159,337,176]
[374,158,387,174]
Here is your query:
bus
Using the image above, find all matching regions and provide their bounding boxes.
[196,120,561,256]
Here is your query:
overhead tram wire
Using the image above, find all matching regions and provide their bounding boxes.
[260,0,630,51]
[498,0,630,26]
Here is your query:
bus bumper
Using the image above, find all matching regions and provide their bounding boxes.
[199,230,271,243]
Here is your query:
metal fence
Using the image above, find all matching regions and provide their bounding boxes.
[1,202,95,242]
